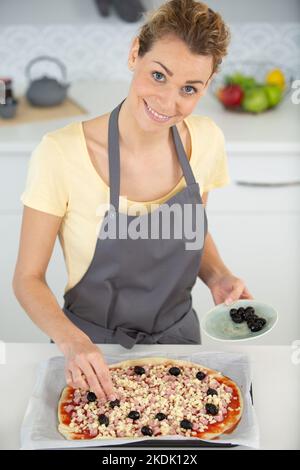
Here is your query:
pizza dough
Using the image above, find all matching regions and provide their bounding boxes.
[58,357,243,441]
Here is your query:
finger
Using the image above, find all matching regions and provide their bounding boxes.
[225,281,244,304]
[70,367,90,391]
[225,288,242,305]
[78,373,90,390]
[241,290,254,299]
[65,368,74,388]
[90,356,117,401]
[79,361,107,403]
[240,284,254,299]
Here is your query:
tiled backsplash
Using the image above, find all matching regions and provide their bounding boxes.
[0,22,299,86]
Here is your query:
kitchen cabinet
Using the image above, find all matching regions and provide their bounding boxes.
[0,153,67,341]
[0,209,67,342]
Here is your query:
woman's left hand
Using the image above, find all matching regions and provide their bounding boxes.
[206,271,254,306]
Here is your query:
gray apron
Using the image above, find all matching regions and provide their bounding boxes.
[62,98,208,349]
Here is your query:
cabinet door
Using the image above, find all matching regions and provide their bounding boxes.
[0,214,67,342]
[0,155,29,212]
[207,154,300,213]
[193,213,300,345]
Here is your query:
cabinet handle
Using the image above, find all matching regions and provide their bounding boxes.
[235,180,300,188]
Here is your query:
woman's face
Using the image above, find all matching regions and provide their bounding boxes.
[127,34,215,131]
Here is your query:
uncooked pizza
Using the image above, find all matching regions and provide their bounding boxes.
[58,357,243,441]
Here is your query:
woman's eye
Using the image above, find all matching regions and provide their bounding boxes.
[183,85,197,95]
[152,71,165,82]
[151,72,197,95]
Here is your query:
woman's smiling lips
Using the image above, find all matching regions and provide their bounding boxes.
[143,99,175,122]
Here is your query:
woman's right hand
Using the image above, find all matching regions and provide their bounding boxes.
[58,335,117,404]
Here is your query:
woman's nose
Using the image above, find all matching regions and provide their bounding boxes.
[157,92,178,115]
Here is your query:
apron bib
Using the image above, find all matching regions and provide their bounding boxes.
[63,99,208,349]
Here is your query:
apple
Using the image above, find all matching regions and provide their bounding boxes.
[218,84,244,108]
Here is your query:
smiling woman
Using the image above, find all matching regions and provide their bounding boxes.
[120,0,231,155]
[13,1,253,400]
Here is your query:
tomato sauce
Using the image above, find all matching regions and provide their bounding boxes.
[196,376,242,439]
[60,387,99,439]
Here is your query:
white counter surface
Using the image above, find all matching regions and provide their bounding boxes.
[0,343,299,450]
[1,80,299,155]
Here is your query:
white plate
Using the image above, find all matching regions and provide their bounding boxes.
[201,299,278,342]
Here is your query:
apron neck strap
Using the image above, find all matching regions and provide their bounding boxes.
[108,98,196,212]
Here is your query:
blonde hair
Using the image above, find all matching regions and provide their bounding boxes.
[137,0,231,74]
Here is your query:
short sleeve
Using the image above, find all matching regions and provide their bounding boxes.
[20,134,68,216]
[201,121,231,193]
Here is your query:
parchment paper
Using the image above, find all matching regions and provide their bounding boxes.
[20,350,259,449]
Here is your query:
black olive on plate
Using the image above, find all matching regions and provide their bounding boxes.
[244,310,255,322]
[245,306,255,315]
[231,313,244,324]
[249,323,263,332]
[237,307,246,320]
[229,308,238,317]
[256,318,266,327]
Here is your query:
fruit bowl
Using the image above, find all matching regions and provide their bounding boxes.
[210,61,295,114]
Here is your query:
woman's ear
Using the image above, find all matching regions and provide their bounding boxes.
[128,36,140,67]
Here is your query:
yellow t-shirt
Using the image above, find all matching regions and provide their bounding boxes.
[20,115,231,293]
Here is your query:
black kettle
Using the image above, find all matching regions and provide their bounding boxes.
[25,55,70,107]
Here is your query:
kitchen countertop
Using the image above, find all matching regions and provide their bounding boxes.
[0,343,299,450]
[1,80,300,155]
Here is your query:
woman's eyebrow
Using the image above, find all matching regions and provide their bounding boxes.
[152,60,205,85]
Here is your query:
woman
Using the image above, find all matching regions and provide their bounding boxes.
[13,0,253,402]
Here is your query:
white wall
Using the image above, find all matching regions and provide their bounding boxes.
[0,0,299,24]
[152,0,300,22]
